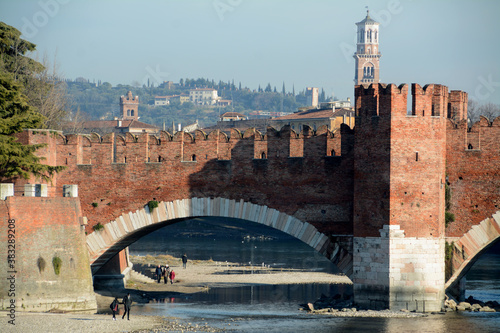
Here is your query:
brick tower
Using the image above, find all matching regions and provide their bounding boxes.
[120,91,139,121]
[351,83,468,311]
[354,10,381,85]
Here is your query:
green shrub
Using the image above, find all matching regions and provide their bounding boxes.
[147,200,159,211]
[91,202,98,208]
[445,212,455,227]
[52,256,62,275]
[92,222,104,231]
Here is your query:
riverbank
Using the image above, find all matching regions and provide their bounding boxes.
[95,254,352,309]
[0,312,224,333]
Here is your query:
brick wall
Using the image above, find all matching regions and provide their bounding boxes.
[0,197,96,311]
[26,126,355,236]
[445,117,500,237]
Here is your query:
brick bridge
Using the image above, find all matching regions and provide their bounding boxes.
[13,83,500,311]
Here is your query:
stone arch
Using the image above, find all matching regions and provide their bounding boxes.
[445,210,500,293]
[86,198,352,277]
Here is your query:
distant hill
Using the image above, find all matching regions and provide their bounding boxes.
[64,78,327,129]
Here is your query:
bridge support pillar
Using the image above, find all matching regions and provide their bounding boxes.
[93,248,132,290]
[352,225,445,311]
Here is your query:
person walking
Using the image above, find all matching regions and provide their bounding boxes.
[122,293,132,320]
[155,264,162,283]
[169,269,175,284]
[182,253,188,269]
[110,297,119,321]
[163,264,170,284]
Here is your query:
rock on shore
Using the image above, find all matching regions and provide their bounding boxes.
[444,296,499,313]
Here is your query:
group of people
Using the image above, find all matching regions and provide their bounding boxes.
[155,264,175,284]
[154,254,188,284]
[110,293,132,320]
[108,254,189,321]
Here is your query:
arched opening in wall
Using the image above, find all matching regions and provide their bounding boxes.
[363,63,374,79]
[158,155,162,162]
[261,152,267,159]
[124,156,127,163]
[88,194,355,321]
[131,110,135,117]
[331,149,336,157]
[192,154,197,161]
[127,109,131,116]
[113,217,350,306]
[462,240,500,303]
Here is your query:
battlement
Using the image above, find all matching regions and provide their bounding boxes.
[22,125,348,170]
[355,83,468,120]
[120,91,139,104]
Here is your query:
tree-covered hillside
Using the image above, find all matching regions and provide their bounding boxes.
[64,78,328,128]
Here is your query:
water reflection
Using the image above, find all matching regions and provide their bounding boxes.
[129,218,500,332]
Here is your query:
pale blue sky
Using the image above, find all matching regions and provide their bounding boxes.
[1,0,499,104]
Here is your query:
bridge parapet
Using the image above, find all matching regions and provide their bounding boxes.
[47,125,349,167]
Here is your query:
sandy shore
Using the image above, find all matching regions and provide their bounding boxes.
[128,254,351,291]
[0,255,350,332]
[95,255,351,309]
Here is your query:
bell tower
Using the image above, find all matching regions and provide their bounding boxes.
[354,10,381,85]
[120,91,139,121]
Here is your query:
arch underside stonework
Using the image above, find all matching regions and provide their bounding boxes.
[87,198,353,277]
[445,210,500,293]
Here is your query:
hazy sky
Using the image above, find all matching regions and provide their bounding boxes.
[1,0,499,104]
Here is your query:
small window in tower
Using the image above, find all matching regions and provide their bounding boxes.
[131,110,135,117]
[261,152,266,159]
[415,152,419,161]
[192,154,196,161]
[331,149,336,156]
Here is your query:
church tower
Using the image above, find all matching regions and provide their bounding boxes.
[120,91,139,121]
[354,10,381,85]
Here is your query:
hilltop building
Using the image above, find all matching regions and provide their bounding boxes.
[154,94,190,105]
[68,91,159,135]
[354,10,381,85]
[306,87,319,107]
[154,96,170,106]
[189,88,219,105]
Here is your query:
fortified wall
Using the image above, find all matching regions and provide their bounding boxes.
[12,82,498,241]
[15,125,356,237]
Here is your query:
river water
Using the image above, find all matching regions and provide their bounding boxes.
[129,218,500,332]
